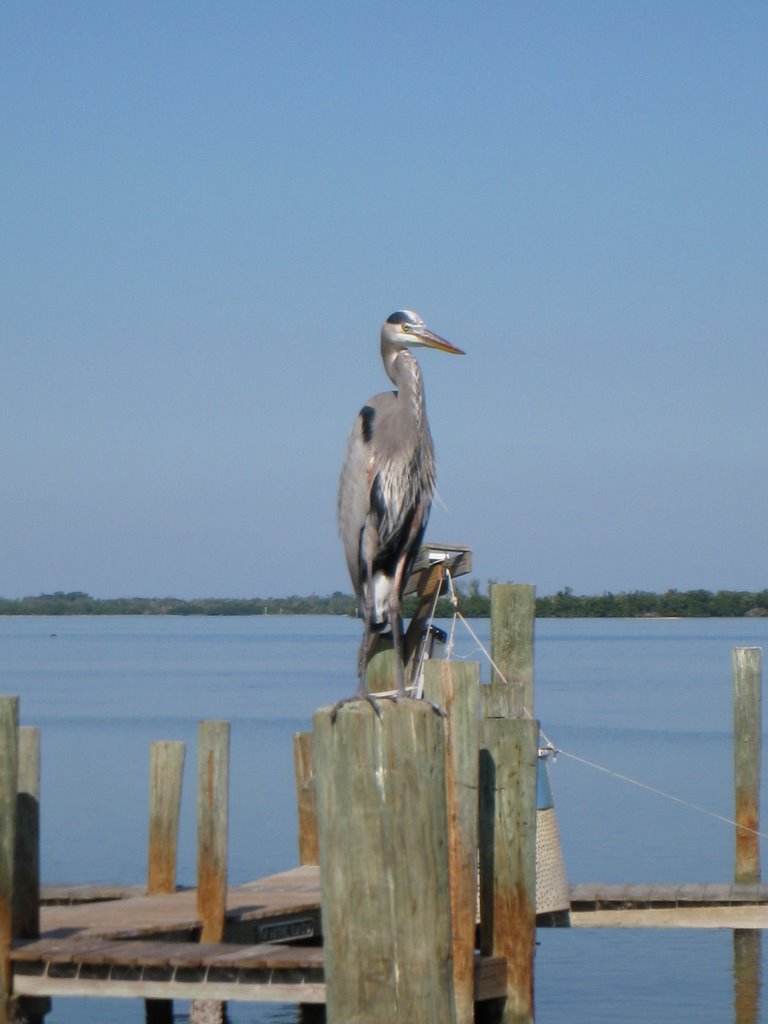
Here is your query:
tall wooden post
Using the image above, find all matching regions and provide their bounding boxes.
[481,585,538,1024]
[489,584,535,715]
[314,701,456,1024]
[148,741,186,895]
[146,740,185,1024]
[479,717,538,1024]
[0,697,19,1024]
[14,728,41,939]
[196,721,230,941]
[733,647,761,884]
[292,732,318,865]
[423,661,480,1024]
[732,647,763,1024]
[193,722,230,1024]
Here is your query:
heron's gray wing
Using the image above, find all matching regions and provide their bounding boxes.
[337,393,404,596]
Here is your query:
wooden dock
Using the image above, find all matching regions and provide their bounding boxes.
[10,872,768,1006]
[10,869,507,1004]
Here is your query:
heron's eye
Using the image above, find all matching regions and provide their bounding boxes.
[402,323,411,333]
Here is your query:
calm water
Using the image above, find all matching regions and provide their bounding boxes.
[2,614,768,1022]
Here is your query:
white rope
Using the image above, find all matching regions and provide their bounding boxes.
[555,746,768,841]
[442,570,768,842]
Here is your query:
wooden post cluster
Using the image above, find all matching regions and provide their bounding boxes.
[308,581,538,1024]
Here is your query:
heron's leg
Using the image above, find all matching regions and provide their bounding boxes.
[331,586,382,723]
[389,600,407,698]
[356,619,379,697]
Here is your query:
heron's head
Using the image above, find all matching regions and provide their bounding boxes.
[381,310,465,357]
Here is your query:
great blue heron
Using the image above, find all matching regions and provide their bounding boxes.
[337,310,464,705]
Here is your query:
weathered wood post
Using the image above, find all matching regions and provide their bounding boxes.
[479,717,538,1024]
[196,721,230,940]
[13,726,49,1024]
[423,660,480,1024]
[292,732,318,865]
[0,698,19,1024]
[733,647,761,884]
[146,740,185,1024]
[489,583,535,712]
[148,741,186,895]
[192,721,230,1024]
[478,582,538,1024]
[14,728,41,940]
[732,647,762,1024]
[314,701,456,1024]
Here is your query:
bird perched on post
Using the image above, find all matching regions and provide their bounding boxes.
[337,310,464,705]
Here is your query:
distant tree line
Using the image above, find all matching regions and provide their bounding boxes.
[1,584,767,618]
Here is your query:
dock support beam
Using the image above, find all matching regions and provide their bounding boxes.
[314,700,456,1024]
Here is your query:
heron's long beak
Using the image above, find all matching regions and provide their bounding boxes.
[412,326,465,356]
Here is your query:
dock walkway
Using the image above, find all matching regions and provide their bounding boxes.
[10,871,768,1006]
[11,867,506,1005]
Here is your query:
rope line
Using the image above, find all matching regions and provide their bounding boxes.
[555,747,768,841]
[441,569,768,842]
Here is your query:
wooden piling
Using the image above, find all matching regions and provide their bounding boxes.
[479,716,538,1024]
[146,741,185,1024]
[733,647,762,884]
[292,732,318,865]
[423,660,480,1024]
[147,741,186,895]
[0,697,19,1024]
[489,584,535,714]
[196,722,230,942]
[14,728,41,940]
[192,723,230,1024]
[313,700,456,1024]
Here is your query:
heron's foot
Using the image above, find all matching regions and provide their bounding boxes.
[422,695,447,718]
[330,689,382,724]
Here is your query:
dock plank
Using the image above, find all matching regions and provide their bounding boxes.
[11,937,503,1005]
[38,866,322,942]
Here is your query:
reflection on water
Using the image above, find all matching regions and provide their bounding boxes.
[733,930,762,1024]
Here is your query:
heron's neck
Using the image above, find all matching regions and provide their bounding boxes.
[384,347,426,427]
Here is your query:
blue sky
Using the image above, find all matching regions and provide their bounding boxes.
[2,2,766,599]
